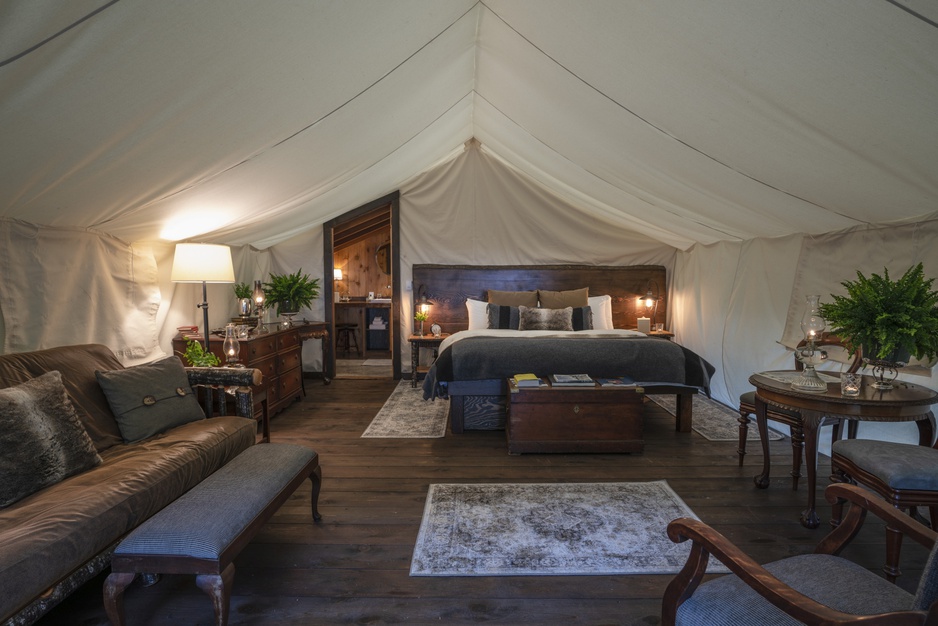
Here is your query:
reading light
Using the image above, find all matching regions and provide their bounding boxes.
[333,268,343,281]
[171,243,235,352]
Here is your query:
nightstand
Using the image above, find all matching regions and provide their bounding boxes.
[409,334,449,387]
[647,330,675,340]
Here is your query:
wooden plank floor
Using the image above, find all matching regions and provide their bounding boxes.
[38,379,928,625]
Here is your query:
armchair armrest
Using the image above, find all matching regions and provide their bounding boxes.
[662,483,938,626]
[821,483,938,554]
[185,367,262,419]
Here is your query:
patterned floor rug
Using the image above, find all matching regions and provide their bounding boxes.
[410,480,728,576]
[361,380,449,438]
[649,395,784,442]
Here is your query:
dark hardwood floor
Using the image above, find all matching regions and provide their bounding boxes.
[38,379,927,625]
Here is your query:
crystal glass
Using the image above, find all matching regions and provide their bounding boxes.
[840,372,861,396]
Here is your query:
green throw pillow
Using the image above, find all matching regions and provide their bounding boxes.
[0,371,102,508]
[96,356,205,443]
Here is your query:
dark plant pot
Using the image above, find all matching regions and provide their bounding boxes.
[862,344,912,365]
[277,299,297,317]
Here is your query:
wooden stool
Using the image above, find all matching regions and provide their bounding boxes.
[335,323,359,355]
[103,443,321,626]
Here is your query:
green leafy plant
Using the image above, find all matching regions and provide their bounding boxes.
[414,311,429,322]
[818,263,938,362]
[263,269,320,316]
[177,340,221,367]
[233,282,252,299]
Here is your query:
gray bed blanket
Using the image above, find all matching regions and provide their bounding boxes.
[422,336,714,399]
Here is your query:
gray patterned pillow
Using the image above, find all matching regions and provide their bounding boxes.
[0,371,102,508]
[487,304,522,330]
[518,306,574,331]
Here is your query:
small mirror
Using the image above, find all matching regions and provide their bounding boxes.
[375,242,391,275]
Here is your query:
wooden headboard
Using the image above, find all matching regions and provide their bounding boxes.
[411,264,667,334]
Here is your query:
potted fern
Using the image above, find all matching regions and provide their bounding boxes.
[263,270,320,316]
[818,263,938,364]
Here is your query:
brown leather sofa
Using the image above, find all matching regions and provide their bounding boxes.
[0,344,259,624]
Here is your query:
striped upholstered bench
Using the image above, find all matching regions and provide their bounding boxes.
[103,443,321,626]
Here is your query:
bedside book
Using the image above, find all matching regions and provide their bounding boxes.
[511,373,544,387]
[595,376,636,387]
[549,374,595,387]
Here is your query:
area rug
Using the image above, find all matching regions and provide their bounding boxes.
[362,380,449,438]
[649,395,784,442]
[410,480,728,576]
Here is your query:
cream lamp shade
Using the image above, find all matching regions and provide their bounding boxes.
[170,243,235,283]
[171,243,235,350]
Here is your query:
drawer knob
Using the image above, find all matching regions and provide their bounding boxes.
[573,404,580,414]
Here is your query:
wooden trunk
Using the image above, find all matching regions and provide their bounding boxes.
[506,381,645,454]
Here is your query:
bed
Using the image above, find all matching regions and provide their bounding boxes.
[414,264,715,433]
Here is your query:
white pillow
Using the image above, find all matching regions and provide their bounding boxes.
[466,298,489,330]
[588,295,614,330]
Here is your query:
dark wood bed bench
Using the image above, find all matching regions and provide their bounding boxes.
[446,379,697,434]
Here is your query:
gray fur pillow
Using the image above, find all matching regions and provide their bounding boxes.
[0,371,102,508]
[518,306,574,331]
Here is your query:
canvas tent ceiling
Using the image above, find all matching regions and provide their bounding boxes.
[2,2,938,441]
[2,1,936,250]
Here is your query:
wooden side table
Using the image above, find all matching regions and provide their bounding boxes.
[409,334,448,387]
[749,370,937,528]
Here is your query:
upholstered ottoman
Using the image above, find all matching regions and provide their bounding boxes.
[103,443,321,626]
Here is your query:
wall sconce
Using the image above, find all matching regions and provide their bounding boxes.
[415,285,431,335]
[635,280,660,333]
[170,243,235,351]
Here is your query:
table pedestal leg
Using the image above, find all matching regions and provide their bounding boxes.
[753,395,771,489]
[799,411,822,529]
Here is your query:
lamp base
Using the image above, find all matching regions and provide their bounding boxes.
[790,366,829,393]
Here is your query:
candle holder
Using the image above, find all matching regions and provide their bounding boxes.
[222,323,242,367]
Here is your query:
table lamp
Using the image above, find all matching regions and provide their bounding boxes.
[171,243,235,351]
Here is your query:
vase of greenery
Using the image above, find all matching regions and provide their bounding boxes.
[818,263,938,388]
[414,310,429,336]
[263,270,320,317]
[233,282,253,316]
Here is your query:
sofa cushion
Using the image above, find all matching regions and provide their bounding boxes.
[96,356,205,443]
[0,344,126,451]
[0,371,102,508]
[0,415,255,622]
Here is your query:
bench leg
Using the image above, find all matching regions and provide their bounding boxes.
[196,563,235,626]
[310,465,323,521]
[103,572,136,626]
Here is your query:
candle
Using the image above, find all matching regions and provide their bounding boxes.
[637,317,651,333]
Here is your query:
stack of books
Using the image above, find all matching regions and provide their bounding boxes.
[511,373,544,387]
[549,374,596,387]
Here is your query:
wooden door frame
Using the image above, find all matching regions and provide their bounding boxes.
[323,191,401,380]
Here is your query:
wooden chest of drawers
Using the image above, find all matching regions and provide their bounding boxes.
[173,326,303,421]
[506,380,645,454]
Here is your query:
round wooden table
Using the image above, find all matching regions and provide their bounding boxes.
[749,370,937,528]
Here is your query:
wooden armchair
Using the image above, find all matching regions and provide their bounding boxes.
[662,483,938,625]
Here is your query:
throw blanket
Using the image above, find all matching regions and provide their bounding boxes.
[423,335,714,399]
